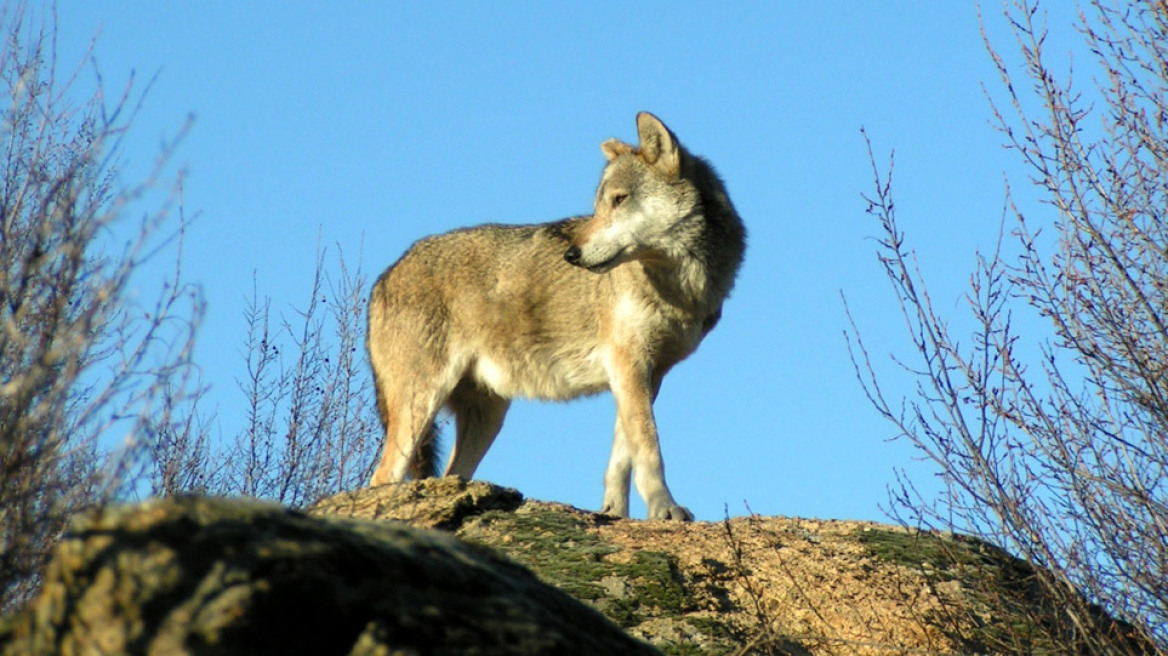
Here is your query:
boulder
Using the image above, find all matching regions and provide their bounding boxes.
[0,494,658,655]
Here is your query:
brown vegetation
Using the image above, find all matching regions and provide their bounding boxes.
[0,4,199,611]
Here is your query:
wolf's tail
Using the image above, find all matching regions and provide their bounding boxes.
[408,421,441,479]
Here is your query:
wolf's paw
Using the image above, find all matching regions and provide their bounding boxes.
[600,500,630,518]
[649,503,694,522]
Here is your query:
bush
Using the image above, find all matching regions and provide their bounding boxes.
[847,1,1167,651]
[0,5,200,611]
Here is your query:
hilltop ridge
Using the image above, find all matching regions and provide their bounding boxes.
[0,477,1152,655]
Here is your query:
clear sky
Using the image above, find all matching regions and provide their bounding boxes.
[49,2,1080,522]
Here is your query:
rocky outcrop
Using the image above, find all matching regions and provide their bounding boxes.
[1,478,1155,655]
[0,493,658,655]
[316,478,1155,655]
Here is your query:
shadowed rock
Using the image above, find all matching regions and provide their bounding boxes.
[0,495,659,656]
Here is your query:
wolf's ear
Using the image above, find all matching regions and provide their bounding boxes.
[601,138,634,161]
[635,112,680,177]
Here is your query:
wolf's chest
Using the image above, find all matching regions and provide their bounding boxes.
[611,293,712,353]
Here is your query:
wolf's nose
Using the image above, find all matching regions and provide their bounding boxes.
[564,246,582,265]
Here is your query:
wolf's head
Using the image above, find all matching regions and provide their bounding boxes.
[564,112,704,273]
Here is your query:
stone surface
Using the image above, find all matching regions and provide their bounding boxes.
[1,478,1154,655]
[308,476,523,530]
[0,494,658,656]
[317,479,1156,656]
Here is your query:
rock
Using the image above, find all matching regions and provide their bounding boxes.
[313,480,1159,656]
[0,495,659,656]
[1,480,1156,655]
[308,476,523,530]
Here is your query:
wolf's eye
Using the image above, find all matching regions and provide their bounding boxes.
[611,193,629,208]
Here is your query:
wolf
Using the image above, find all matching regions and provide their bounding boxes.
[367,112,745,520]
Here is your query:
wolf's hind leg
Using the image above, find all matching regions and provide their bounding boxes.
[443,378,510,479]
[370,385,447,486]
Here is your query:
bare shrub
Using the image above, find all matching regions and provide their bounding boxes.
[0,6,201,611]
[218,244,382,507]
[846,1,1167,651]
[0,3,385,613]
[141,244,383,508]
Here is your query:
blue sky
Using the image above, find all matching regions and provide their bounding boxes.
[50,2,1079,522]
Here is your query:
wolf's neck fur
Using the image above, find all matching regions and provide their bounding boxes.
[662,155,745,312]
[643,175,745,318]
[641,254,712,316]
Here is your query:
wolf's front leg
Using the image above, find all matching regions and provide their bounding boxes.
[632,442,693,521]
[601,418,632,517]
[608,351,693,521]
